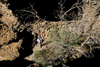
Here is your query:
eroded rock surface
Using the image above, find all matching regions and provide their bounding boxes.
[0,2,23,61]
[25,0,100,66]
[1,0,100,67]
[0,39,23,61]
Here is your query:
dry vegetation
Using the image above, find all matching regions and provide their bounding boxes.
[0,0,100,67]
[24,1,100,67]
[16,0,100,66]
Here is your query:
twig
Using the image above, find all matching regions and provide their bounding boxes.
[16,3,46,23]
[81,36,90,46]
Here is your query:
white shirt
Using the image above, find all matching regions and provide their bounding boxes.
[37,37,42,42]
[37,38,40,42]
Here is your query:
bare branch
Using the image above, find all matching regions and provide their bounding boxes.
[81,36,90,46]
[62,2,80,18]
[29,3,37,14]
[16,3,47,23]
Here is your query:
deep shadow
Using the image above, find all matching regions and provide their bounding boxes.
[18,28,33,58]
[8,30,24,44]
[7,0,77,21]
[32,33,38,47]
[0,29,34,66]
[67,49,100,67]
[0,59,33,67]
[0,14,3,18]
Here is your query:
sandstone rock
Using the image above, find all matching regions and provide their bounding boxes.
[0,0,99,66]
[0,2,23,61]
[0,2,20,45]
[0,39,23,61]
[33,63,39,67]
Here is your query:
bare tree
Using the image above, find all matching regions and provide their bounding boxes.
[15,3,48,32]
[16,3,46,23]
[54,0,82,28]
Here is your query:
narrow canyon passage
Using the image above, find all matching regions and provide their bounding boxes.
[0,29,34,66]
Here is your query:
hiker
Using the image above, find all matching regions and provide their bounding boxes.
[37,36,42,48]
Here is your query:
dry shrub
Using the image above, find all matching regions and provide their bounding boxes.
[48,27,84,47]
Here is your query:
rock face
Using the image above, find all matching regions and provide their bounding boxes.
[0,39,23,61]
[26,0,100,66]
[0,2,23,61]
[0,0,100,66]
[0,2,20,45]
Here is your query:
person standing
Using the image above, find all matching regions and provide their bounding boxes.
[37,36,42,48]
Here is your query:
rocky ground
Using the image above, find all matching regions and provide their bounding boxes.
[0,0,100,67]
[0,2,23,61]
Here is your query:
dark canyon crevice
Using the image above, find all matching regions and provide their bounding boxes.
[0,29,34,66]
